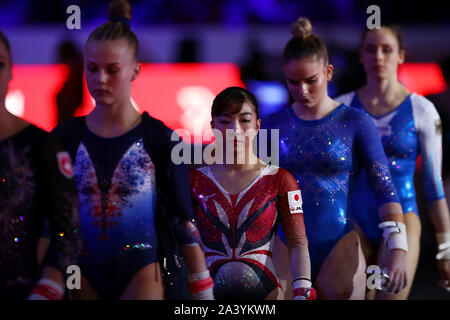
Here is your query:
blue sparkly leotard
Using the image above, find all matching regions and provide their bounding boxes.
[262,104,399,279]
[336,92,445,245]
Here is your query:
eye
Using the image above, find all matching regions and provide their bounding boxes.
[86,65,97,72]
[0,62,5,69]
[241,119,251,123]
[382,46,393,54]
[307,78,317,84]
[365,45,377,53]
[219,120,230,124]
[286,79,299,86]
[107,68,119,74]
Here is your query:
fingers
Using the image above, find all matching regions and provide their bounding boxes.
[382,269,398,294]
[382,270,407,294]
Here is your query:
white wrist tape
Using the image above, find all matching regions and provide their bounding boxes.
[292,279,312,289]
[188,270,214,300]
[436,243,450,260]
[292,278,313,300]
[378,221,408,252]
[188,270,210,282]
[28,278,65,300]
[436,232,450,260]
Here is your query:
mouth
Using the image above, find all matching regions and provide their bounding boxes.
[372,65,385,72]
[94,89,110,95]
[299,97,311,104]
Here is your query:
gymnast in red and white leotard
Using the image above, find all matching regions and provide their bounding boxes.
[190,87,313,300]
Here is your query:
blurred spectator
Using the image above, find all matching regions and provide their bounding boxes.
[55,40,84,124]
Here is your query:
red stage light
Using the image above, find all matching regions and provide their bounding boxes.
[6,63,244,143]
[398,63,447,96]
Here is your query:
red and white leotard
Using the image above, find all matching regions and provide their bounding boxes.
[190,165,306,300]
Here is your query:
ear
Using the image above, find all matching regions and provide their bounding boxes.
[131,62,141,81]
[256,118,261,132]
[325,63,334,81]
[398,49,405,65]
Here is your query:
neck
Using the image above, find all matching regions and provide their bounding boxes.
[0,104,26,140]
[219,147,261,171]
[293,95,337,121]
[363,74,401,99]
[87,100,141,137]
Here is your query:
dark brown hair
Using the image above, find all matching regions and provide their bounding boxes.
[86,0,139,60]
[361,24,404,51]
[0,31,12,63]
[282,17,328,65]
[211,87,260,119]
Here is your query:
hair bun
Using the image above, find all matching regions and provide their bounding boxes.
[291,17,312,40]
[109,0,132,20]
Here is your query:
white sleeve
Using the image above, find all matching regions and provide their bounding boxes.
[411,93,445,201]
[335,91,356,106]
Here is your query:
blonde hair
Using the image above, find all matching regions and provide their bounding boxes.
[283,17,328,65]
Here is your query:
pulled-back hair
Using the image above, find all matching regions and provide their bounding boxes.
[361,24,404,51]
[0,30,12,63]
[282,17,328,65]
[86,0,139,60]
[211,87,260,119]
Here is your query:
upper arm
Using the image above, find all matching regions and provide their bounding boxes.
[39,134,81,274]
[276,168,307,247]
[412,95,445,201]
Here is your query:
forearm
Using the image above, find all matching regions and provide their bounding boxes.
[180,244,214,300]
[180,244,208,274]
[427,198,450,234]
[378,202,404,222]
[288,242,311,280]
[28,266,66,300]
[40,266,65,287]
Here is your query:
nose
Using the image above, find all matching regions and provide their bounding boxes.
[376,48,383,62]
[230,119,242,135]
[97,69,107,84]
[300,83,308,97]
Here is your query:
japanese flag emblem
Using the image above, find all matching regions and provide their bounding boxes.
[288,190,303,214]
[57,152,74,179]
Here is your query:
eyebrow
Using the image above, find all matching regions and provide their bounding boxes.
[86,60,120,66]
[286,73,318,82]
[219,111,253,116]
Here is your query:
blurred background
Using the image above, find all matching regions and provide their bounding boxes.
[1,0,449,299]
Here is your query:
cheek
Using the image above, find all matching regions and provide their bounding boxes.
[313,78,326,93]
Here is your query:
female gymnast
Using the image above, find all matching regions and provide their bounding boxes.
[262,18,408,299]
[336,25,450,299]
[190,87,314,300]
[52,0,212,300]
[0,30,81,300]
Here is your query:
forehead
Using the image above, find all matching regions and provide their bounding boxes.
[85,38,134,64]
[364,28,399,47]
[283,58,322,78]
[217,101,256,116]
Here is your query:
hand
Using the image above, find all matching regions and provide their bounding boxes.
[437,260,450,292]
[379,249,408,294]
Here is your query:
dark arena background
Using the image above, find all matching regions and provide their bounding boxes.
[1,0,449,308]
